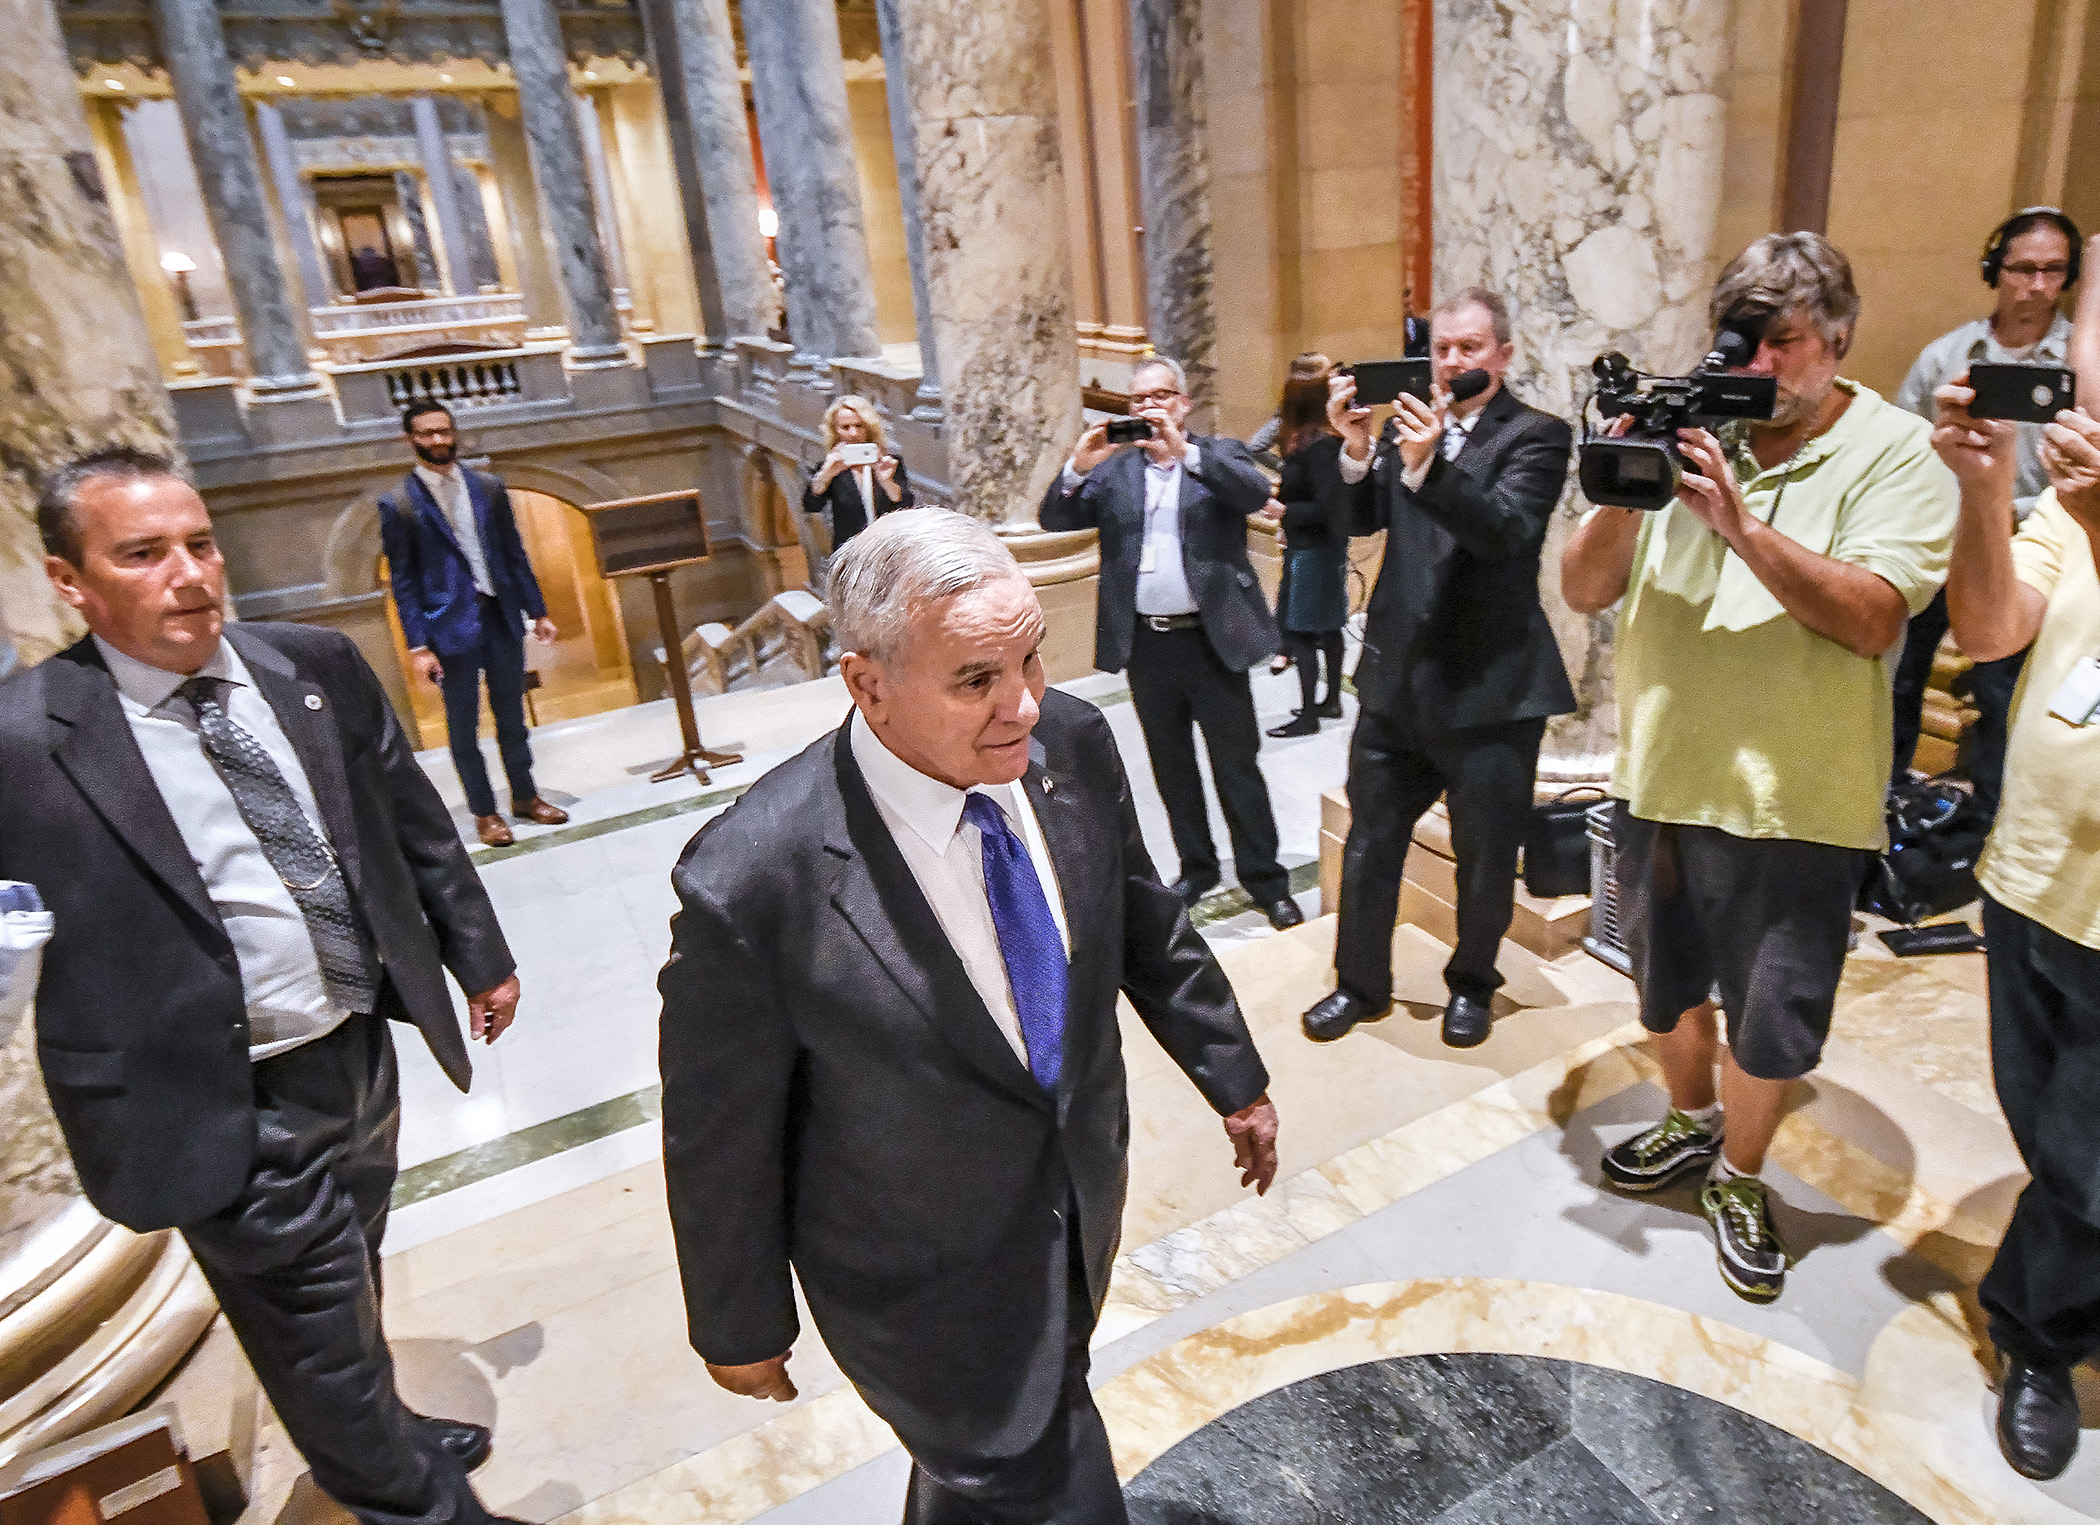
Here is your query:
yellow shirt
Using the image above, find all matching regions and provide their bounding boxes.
[1612,381,1957,850]
[1977,490,2100,949]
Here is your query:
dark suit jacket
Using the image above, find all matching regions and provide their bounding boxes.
[1038,436,1279,673]
[802,458,914,546]
[378,467,547,658]
[0,626,513,1232]
[658,688,1267,1462]
[1347,385,1578,729]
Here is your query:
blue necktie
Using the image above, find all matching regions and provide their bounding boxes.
[962,792,1068,1089]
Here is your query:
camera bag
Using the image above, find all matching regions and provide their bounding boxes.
[1859,778,1989,925]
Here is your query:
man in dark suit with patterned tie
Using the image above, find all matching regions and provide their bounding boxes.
[1303,288,1577,1050]
[658,509,1279,1524]
[0,449,526,1525]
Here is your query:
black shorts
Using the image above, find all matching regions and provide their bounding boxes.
[1613,803,1869,1081]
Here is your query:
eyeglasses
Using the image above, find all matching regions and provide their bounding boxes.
[1130,388,1185,405]
[2002,262,2071,281]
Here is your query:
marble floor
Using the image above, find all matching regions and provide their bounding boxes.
[182,664,2098,1525]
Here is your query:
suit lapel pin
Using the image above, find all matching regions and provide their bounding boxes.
[305,693,325,710]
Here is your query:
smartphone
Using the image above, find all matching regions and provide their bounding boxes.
[838,442,880,466]
[1105,417,1156,445]
[1878,922,1987,957]
[1346,358,1433,408]
[1968,362,2075,423]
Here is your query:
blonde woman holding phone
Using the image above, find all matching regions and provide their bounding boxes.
[804,395,914,546]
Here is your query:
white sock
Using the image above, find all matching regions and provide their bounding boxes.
[1681,1101,1721,1127]
[1710,1153,1758,1184]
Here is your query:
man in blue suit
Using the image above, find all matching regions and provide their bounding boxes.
[379,403,568,846]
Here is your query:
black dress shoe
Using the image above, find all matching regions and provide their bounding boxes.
[1442,994,1493,1048]
[1262,898,1304,931]
[419,1415,493,1473]
[1170,872,1220,908]
[1998,1357,2080,1479]
[1302,989,1390,1042]
[1266,712,1320,738]
[1316,694,1344,720]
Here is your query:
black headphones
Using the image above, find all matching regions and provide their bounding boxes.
[1980,206,2083,288]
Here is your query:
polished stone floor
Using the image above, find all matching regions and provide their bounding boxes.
[168,662,2100,1525]
[1122,1353,1929,1523]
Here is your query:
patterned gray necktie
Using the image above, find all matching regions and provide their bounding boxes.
[179,677,378,1014]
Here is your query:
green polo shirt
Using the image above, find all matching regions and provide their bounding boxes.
[1611,380,1957,850]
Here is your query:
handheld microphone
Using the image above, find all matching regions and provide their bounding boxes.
[1448,368,1493,404]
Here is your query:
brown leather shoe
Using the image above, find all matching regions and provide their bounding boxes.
[514,797,569,826]
[475,815,515,847]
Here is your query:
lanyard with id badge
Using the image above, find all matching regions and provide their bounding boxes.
[2048,655,2100,726]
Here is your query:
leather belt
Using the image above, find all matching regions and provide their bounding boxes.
[1141,613,1202,632]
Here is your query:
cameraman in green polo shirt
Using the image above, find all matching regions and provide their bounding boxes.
[1562,233,1957,1303]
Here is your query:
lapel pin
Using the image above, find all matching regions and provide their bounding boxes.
[1043,776,1055,795]
[305,693,325,710]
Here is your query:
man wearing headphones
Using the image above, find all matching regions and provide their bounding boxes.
[1891,208,2082,817]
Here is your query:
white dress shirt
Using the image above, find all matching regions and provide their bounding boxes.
[1337,406,1483,491]
[849,711,1070,1070]
[415,462,495,597]
[1061,443,1204,616]
[96,636,350,1060]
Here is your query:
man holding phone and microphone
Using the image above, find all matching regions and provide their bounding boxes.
[1039,356,1302,931]
[1303,286,1576,1050]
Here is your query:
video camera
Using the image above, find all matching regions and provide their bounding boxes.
[1576,313,1779,510]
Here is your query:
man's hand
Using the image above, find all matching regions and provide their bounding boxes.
[531,617,558,645]
[1141,406,1189,468]
[2042,407,2100,534]
[1392,392,1444,474]
[1224,1094,1279,1195]
[1070,420,1120,478]
[1930,378,2018,501]
[1327,374,1374,460]
[409,648,443,685]
[466,972,520,1044]
[1260,496,1285,521]
[1672,428,1751,545]
[707,1353,798,1403]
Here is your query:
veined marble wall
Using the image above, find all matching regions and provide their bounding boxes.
[0,0,174,669]
[1434,0,1732,775]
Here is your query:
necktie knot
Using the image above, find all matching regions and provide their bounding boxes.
[178,674,225,713]
[962,791,1012,845]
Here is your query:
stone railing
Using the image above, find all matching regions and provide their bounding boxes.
[181,315,238,347]
[309,292,525,337]
[324,342,570,423]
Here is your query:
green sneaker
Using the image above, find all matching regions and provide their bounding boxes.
[1700,1175,1789,1303]
[1600,1108,1723,1192]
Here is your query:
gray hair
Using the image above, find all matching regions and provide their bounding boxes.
[1711,232,1861,355]
[1132,355,1188,394]
[827,508,1023,663]
[1434,286,1513,345]
[37,446,191,564]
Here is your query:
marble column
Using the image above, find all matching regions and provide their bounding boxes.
[150,0,321,395]
[1,0,174,666]
[450,158,503,292]
[639,0,778,347]
[873,0,942,419]
[411,96,473,296]
[574,93,632,299]
[883,0,1083,521]
[497,0,627,364]
[1129,0,1218,432]
[1435,0,1732,777]
[483,94,568,336]
[255,101,333,310]
[744,0,884,372]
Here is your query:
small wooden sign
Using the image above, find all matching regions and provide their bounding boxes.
[581,489,710,579]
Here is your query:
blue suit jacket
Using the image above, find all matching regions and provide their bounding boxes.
[378,468,547,658]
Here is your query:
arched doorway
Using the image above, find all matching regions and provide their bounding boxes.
[378,488,638,741]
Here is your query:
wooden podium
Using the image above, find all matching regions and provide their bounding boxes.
[580,489,742,784]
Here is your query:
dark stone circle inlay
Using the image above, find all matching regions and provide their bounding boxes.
[1122,1353,1930,1523]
